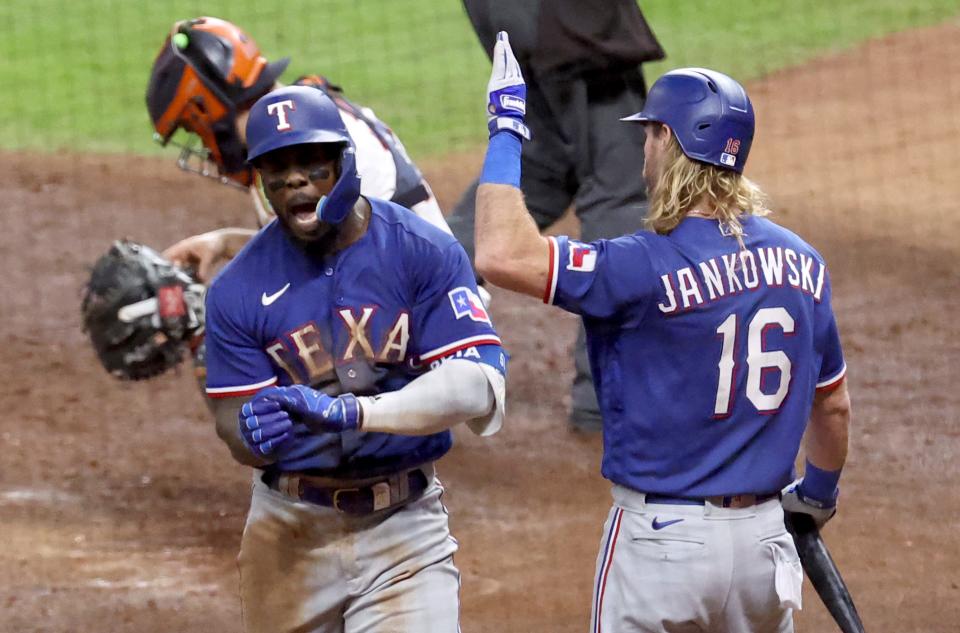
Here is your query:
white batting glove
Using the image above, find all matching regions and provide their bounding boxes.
[486,31,530,140]
[781,477,838,528]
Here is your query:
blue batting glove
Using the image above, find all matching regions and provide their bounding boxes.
[486,32,530,140]
[258,385,362,433]
[238,394,293,458]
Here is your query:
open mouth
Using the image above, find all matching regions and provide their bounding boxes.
[286,200,320,231]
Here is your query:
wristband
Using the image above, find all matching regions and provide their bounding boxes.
[800,459,842,503]
[479,131,522,188]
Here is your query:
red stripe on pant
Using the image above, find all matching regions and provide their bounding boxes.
[593,508,624,633]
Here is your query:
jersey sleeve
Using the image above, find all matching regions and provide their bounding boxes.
[544,234,655,321]
[203,281,278,398]
[409,240,502,365]
[813,266,846,391]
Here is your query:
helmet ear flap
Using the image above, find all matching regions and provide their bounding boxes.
[315,144,361,225]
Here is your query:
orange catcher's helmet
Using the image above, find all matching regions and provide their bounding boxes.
[146,17,290,187]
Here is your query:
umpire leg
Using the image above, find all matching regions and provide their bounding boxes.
[568,69,649,431]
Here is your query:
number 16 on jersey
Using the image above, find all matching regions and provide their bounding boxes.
[714,306,796,417]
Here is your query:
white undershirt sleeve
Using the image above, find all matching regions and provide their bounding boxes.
[410,189,454,235]
[341,111,397,201]
[357,359,505,437]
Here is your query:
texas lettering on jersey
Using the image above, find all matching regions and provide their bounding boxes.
[205,197,503,399]
[264,309,413,387]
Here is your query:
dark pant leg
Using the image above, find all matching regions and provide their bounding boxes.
[567,71,650,430]
[450,72,614,431]
[575,69,649,242]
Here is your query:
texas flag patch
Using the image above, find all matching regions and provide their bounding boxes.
[448,287,491,324]
[567,242,597,272]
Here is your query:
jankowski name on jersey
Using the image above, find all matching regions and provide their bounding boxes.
[657,245,826,314]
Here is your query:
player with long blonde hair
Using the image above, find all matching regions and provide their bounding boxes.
[475,37,851,632]
[641,117,770,245]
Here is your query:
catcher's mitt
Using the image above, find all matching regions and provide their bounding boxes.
[81,240,205,380]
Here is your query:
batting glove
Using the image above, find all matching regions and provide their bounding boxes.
[486,32,530,140]
[781,477,838,528]
[238,395,293,458]
[258,385,362,433]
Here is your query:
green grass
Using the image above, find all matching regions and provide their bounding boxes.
[640,0,960,81]
[1,0,958,158]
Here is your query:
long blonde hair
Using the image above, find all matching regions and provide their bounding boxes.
[646,133,770,241]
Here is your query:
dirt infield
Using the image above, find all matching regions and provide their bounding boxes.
[2,20,959,633]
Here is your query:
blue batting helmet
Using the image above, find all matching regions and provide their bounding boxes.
[622,68,754,174]
[246,85,361,224]
[246,85,352,161]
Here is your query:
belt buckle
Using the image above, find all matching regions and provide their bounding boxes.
[332,481,393,514]
[371,481,392,512]
[332,487,360,513]
[278,474,302,499]
[723,494,757,508]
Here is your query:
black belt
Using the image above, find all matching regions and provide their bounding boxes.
[645,493,779,509]
[261,466,432,516]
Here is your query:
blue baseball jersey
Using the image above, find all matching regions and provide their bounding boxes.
[545,216,846,497]
[204,198,504,476]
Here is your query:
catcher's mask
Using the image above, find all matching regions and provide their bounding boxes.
[621,68,754,174]
[146,17,289,188]
[246,86,361,225]
[81,240,206,381]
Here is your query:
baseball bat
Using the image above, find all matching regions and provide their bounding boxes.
[784,511,867,633]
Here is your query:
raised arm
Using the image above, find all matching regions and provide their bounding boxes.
[473,32,551,300]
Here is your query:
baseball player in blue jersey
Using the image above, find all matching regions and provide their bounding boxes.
[475,33,851,632]
[203,85,507,633]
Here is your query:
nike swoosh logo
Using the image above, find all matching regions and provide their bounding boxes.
[261,283,291,306]
[651,517,685,531]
